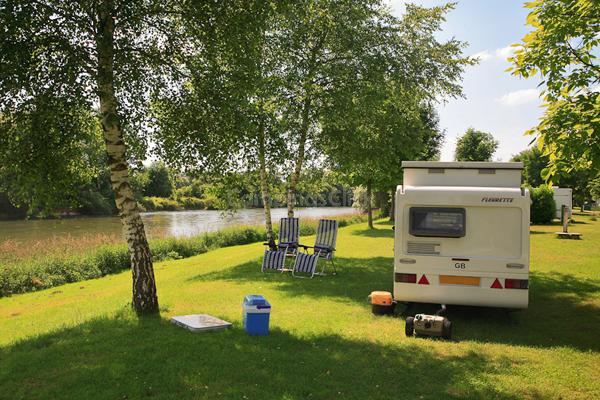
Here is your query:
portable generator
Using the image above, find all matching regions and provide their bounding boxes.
[405,313,452,339]
[369,291,396,315]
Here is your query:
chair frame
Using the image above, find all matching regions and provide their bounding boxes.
[262,217,300,270]
[299,219,338,276]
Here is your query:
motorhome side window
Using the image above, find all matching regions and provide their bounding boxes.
[409,207,466,238]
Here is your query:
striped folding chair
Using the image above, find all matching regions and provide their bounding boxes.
[300,219,338,275]
[261,250,286,273]
[292,252,320,278]
[277,217,300,256]
[263,218,300,257]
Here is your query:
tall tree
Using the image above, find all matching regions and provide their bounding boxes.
[510,0,599,177]
[511,146,549,187]
[0,0,185,313]
[319,4,471,228]
[152,1,286,248]
[277,0,390,218]
[454,128,499,161]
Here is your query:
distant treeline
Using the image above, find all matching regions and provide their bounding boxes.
[0,162,353,220]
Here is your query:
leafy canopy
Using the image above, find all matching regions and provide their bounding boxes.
[318,3,472,191]
[511,146,549,187]
[454,128,499,162]
[509,0,600,177]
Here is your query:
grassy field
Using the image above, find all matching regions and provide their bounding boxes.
[1,215,599,399]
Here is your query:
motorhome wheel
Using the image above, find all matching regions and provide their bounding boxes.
[442,319,452,340]
[405,316,415,337]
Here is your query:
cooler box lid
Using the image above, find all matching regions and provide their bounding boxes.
[244,295,270,308]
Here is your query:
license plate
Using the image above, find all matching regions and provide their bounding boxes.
[439,275,481,286]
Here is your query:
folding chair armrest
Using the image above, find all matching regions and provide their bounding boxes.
[299,244,313,250]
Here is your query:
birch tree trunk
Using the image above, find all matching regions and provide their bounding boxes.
[258,121,276,249]
[286,95,311,218]
[366,180,373,229]
[96,0,159,314]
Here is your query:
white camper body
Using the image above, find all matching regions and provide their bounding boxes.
[552,187,573,219]
[394,161,530,309]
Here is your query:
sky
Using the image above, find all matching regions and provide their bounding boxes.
[388,0,544,161]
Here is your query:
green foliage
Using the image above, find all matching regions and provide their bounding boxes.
[0,214,366,296]
[455,128,499,161]
[510,0,600,177]
[0,97,105,213]
[531,185,556,224]
[589,176,600,201]
[511,146,549,186]
[129,169,150,201]
[553,164,597,207]
[351,186,375,213]
[176,196,206,210]
[140,197,181,212]
[0,193,27,220]
[317,3,472,199]
[76,189,116,216]
[144,162,173,198]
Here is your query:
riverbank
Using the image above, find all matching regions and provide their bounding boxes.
[0,207,358,245]
[0,214,366,297]
[1,217,599,399]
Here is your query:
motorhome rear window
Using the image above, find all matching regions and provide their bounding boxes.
[409,207,466,238]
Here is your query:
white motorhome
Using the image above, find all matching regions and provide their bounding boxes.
[552,187,573,219]
[394,161,530,309]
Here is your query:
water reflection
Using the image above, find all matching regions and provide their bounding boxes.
[0,207,358,243]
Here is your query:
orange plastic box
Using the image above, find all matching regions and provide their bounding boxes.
[370,291,395,315]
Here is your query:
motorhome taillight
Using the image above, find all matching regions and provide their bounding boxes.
[505,279,528,289]
[395,273,417,283]
[490,278,503,289]
[418,275,429,285]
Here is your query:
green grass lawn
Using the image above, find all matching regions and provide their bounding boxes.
[1,216,599,399]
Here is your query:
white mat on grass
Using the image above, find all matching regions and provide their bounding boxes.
[170,314,232,332]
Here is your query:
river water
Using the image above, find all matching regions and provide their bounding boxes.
[0,207,358,244]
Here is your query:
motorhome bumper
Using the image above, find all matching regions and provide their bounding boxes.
[394,280,528,309]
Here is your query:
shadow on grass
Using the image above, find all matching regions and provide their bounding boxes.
[387,271,600,352]
[351,227,395,238]
[570,219,588,225]
[190,255,600,352]
[351,220,395,238]
[0,314,523,400]
[530,230,552,235]
[190,256,394,305]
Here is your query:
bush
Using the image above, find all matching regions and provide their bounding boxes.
[77,190,116,215]
[140,197,181,211]
[531,185,556,224]
[0,213,367,297]
[177,196,205,210]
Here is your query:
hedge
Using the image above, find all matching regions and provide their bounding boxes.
[531,185,556,224]
[0,214,366,297]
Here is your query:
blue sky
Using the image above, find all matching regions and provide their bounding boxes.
[389,0,544,161]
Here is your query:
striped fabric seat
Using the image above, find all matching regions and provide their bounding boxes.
[277,218,299,255]
[262,218,299,255]
[299,219,339,275]
[292,252,320,278]
[261,250,286,272]
[314,219,338,258]
[279,218,299,243]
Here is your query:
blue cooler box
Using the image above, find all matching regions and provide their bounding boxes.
[243,295,271,336]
